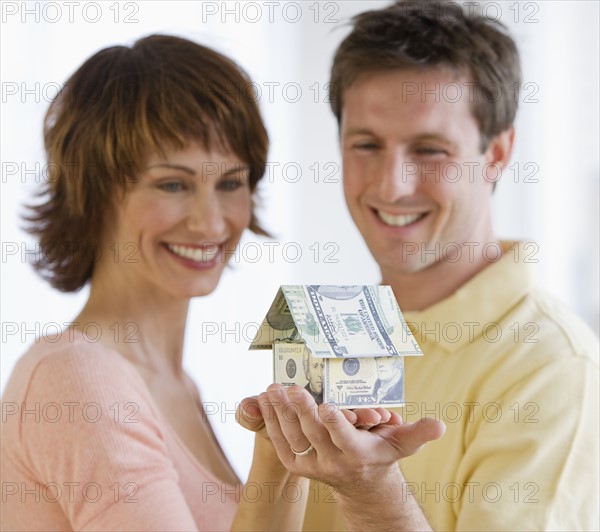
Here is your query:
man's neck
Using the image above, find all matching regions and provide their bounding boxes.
[382,239,502,311]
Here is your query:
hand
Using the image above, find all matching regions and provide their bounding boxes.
[237,392,395,434]
[243,384,445,496]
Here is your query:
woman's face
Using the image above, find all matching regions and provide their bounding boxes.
[101,141,252,299]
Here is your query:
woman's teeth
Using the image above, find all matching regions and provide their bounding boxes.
[167,244,220,262]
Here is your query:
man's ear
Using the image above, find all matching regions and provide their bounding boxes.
[484,127,515,185]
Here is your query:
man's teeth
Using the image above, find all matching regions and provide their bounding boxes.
[377,211,424,227]
[167,244,219,262]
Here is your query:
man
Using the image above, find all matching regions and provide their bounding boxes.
[373,356,404,403]
[303,348,325,404]
[303,1,599,530]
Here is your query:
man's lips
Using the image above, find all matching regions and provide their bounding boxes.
[375,209,428,227]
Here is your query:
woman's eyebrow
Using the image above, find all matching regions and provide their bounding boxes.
[145,163,195,175]
[222,164,250,176]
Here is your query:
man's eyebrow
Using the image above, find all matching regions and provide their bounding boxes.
[414,133,453,144]
[145,163,195,175]
[343,127,376,137]
[342,129,456,147]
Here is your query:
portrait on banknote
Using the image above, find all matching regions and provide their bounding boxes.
[273,342,324,404]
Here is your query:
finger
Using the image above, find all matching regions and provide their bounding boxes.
[316,402,362,454]
[236,396,264,432]
[342,407,391,428]
[352,408,384,429]
[266,384,313,455]
[384,410,403,425]
[257,390,302,466]
[373,408,392,423]
[341,409,358,424]
[287,386,340,459]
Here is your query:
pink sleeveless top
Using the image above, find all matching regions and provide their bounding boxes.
[1,331,238,531]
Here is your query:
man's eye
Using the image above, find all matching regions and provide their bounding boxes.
[416,147,446,156]
[354,143,379,151]
[158,181,185,192]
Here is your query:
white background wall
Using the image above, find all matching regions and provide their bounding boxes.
[1,1,598,481]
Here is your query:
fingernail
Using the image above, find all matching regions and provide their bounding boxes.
[245,404,259,419]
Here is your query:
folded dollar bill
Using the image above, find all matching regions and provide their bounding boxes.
[250,285,422,408]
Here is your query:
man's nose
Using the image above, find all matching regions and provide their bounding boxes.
[376,149,418,201]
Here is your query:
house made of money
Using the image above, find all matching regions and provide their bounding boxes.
[249,285,423,409]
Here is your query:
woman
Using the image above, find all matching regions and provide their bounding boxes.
[1,34,443,531]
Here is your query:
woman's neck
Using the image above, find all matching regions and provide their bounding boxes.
[73,273,190,378]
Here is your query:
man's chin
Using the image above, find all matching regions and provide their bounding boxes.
[378,255,437,276]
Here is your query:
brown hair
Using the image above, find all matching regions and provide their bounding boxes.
[330,0,521,150]
[25,34,269,292]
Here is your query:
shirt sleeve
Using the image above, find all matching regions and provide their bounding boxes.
[454,355,599,531]
[20,343,200,531]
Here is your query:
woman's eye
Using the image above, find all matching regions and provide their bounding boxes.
[218,177,247,191]
[158,181,185,192]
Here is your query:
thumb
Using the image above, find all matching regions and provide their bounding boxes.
[381,416,446,458]
[236,396,265,432]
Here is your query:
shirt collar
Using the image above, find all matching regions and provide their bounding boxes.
[403,241,536,354]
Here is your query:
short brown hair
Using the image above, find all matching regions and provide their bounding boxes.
[330,0,521,149]
[25,34,269,292]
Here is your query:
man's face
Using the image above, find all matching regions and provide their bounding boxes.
[375,356,403,383]
[340,69,499,278]
[304,352,324,394]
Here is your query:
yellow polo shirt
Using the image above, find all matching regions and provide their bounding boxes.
[303,241,599,531]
